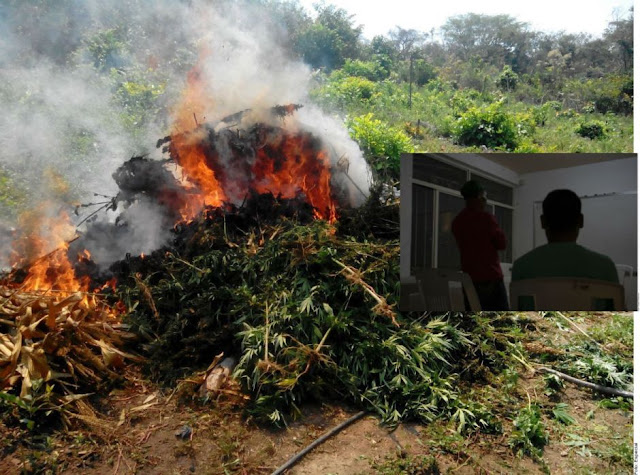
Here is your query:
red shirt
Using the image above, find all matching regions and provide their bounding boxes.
[451,207,506,282]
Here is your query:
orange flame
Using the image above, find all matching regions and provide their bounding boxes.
[9,204,122,316]
[11,205,80,293]
[168,56,337,222]
[170,55,227,213]
[252,131,336,221]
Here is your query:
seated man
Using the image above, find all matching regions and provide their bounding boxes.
[512,189,619,283]
[452,180,509,310]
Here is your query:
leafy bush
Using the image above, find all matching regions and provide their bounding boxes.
[449,89,481,117]
[530,105,548,126]
[509,405,548,458]
[544,100,562,111]
[496,65,519,91]
[563,74,633,115]
[557,108,578,118]
[514,111,536,137]
[575,120,608,140]
[346,113,413,180]
[310,75,378,110]
[452,102,519,150]
[342,59,388,81]
[399,59,438,86]
[514,139,542,153]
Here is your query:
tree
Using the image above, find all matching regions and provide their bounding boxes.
[369,35,397,74]
[388,27,425,60]
[604,8,633,71]
[441,13,533,72]
[293,2,363,70]
[295,23,343,70]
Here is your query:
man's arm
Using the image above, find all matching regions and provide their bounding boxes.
[488,214,507,250]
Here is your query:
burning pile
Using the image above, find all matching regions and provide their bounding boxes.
[0,97,372,429]
[157,104,348,222]
[0,203,142,429]
[0,56,378,430]
[0,285,139,426]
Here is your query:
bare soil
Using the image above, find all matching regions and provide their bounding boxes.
[0,313,633,474]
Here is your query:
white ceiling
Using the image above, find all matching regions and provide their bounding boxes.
[475,153,636,174]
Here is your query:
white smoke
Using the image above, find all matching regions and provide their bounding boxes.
[0,0,372,270]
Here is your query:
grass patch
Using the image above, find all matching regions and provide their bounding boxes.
[370,452,441,474]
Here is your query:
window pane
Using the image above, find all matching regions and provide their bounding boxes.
[438,193,465,269]
[414,155,467,190]
[411,184,433,271]
[471,173,513,205]
[494,205,513,262]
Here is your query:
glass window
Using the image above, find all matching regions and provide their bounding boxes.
[411,184,433,271]
[471,173,513,205]
[438,192,465,269]
[414,155,467,190]
[494,205,513,263]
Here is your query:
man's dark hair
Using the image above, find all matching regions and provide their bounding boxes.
[542,189,582,232]
[460,180,484,199]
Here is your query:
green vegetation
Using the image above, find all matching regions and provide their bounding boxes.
[0,1,633,217]
[370,453,440,474]
[509,404,548,458]
[346,114,413,180]
[575,120,608,140]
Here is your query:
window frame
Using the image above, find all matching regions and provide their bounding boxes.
[409,155,515,273]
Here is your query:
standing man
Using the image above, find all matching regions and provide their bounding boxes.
[452,180,509,310]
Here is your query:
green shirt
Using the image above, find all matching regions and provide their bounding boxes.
[511,242,619,283]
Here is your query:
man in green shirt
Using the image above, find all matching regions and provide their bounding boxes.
[512,189,619,283]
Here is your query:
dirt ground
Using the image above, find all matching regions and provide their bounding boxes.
[0,312,633,474]
[0,375,632,474]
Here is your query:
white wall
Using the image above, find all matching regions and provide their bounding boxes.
[513,157,637,268]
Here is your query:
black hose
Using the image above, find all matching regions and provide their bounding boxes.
[540,367,634,399]
[270,411,368,475]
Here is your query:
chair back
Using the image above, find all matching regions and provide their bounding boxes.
[510,278,625,311]
[414,269,481,311]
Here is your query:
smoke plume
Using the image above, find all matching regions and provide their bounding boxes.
[0,0,371,270]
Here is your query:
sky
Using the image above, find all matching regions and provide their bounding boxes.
[297,0,634,39]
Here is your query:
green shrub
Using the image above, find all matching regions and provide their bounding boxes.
[593,75,633,115]
[530,105,548,126]
[514,111,536,137]
[509,405,548,458]
[544,100,562,111]
[557,109,578,118]
[496,65,519,91]
[452,102,519,150]
[310,75,378,110]
[399,59,438,86]
[450,89,481,117]
[581,102,596,114]
[563,74,633,115]
[346,113,414,180]
[575,120,608,140]
[514,139,542,153]
[342,59,389,81]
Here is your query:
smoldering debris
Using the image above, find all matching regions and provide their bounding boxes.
[65,104,366,276]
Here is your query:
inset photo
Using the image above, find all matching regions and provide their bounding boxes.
[399,153,637,311]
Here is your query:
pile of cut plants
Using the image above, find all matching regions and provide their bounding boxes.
[0,284,141,433]
[111,189,500,430]
[0,184,633,475]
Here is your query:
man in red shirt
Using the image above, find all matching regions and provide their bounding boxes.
[451,180,509,310]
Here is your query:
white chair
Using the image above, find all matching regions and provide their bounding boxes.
[615,264,637,311]
[412,269,482,312]
[510,278,625,311]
